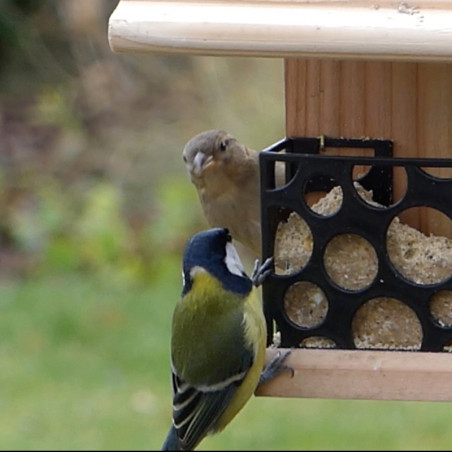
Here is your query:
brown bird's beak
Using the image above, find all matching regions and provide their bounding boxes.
[192,152,214,177]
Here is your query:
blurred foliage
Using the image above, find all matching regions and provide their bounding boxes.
[0,0,285,282]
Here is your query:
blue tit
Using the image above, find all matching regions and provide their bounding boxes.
[182,130,285,257]
[162,227,289,451]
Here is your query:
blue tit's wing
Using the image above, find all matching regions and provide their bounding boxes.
[171,353,252,451]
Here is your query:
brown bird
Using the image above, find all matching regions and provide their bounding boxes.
[183,130,282,257]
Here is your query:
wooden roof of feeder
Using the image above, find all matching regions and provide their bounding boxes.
[108,0,452,402]
[108,0,452,61]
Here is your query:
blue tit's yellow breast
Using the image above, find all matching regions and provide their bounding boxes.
[214,282,267,432]
[171,270,263,386]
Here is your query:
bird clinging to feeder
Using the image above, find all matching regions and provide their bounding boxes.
[162,227,291,451]
[182,129,284,257]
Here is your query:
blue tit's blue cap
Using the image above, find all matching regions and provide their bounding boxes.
[184,227,230,267]
[182,228,252,296]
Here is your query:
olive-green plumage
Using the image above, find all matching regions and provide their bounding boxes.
[172,273,264,387]
[161,228,267,451]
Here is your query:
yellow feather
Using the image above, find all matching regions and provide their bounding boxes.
[214,288,267,432]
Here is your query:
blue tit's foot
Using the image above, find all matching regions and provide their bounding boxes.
[251,257,274,287]
[258,349,294,385]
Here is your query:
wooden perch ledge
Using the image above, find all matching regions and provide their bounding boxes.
[109,0,452,61]
[257,348,452,402]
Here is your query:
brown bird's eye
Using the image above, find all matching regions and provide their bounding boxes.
[219,140,228,151]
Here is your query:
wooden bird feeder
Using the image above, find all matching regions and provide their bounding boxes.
[108,0,452,402]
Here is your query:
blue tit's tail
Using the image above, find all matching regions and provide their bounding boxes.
[162,425,181,451]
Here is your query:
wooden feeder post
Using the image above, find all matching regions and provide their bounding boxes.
[108,0,452,402]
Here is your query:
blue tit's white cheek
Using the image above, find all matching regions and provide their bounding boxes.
[224,242,246,277]
[190,266,208,279]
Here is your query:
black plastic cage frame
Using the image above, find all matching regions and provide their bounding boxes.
[259,136,452,351]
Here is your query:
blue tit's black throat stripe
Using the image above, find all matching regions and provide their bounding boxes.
[181,228,252,297]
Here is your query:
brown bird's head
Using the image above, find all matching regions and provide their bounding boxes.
[182,130,253,188]
[182,129,262,255]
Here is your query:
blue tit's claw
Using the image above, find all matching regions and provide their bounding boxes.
[258,349,294,385]
[251,257,274,287]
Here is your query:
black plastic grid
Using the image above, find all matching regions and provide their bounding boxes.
[259,136,452,351]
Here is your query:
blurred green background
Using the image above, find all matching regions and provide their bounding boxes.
[1,0,452,450]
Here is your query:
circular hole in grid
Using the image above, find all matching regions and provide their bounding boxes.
[324,234,378,291]
[284,281,328,328]
[300,336,336,349]
[352,164,371,180]
[274,160,289,189]
[274,210,313,275]
[386,207,452,285]
[353,166,407,208]
[352,297,423,350]
[429,290,452,327]
[420,166,452,179]
[303,175,342,216]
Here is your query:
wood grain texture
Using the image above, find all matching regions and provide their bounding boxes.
[108,1,452,61]
[257,348,452,401]
[285,59,452,236]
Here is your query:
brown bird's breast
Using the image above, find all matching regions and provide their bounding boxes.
[199,181,261,256]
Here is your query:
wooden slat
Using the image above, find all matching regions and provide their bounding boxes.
[256,348,452,402]
[284,59,452,237]
[108,0,452,61]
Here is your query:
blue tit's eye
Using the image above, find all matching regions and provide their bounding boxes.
[182,155,187,163]
[219,140,228,151]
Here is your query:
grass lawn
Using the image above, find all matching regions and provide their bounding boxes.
[1,260,452,450]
